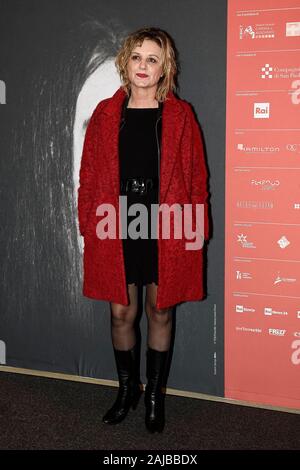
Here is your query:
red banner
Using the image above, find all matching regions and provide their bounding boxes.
[225,0,300,409]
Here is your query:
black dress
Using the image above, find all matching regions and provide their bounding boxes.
[119,106,162,286]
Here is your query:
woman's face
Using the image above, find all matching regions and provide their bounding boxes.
[127,39,163,91]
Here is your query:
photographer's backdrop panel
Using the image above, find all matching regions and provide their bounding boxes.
[0,1,225,397]
[225,0,300,409]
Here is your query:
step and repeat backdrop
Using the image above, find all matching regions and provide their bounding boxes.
[0,0,299,412]
[225,0,300,409]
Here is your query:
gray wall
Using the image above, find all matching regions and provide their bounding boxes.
[0,0,226,397]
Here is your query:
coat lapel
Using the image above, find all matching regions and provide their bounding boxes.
[159,90,184,203]
[100,86,184,204]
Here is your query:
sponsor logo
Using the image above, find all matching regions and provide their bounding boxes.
[286,143,300,153]
[237,143,280,153]
[286,22,300,37]
[264,307,272,316]
[261,64,273,79]
[269,329,286,336]
[274,273,296,285]
[235,326,262,334]
[264,307,288,316]
[236,270,252,280]
[240,25,256,39]
[251,179,280,191]
[237,200,273,209]
[254,102,270,119]
[237,234,256,249]
[261,64,300,80]
[277,236,290,249]
[236,305,255,313]
[239,24,275,39]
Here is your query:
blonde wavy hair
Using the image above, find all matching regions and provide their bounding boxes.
[115,27,178,102]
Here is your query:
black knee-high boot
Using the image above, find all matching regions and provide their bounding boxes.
[144,347,170,433]
[102,343,142,425]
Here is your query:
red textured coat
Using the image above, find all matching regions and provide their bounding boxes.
[78,86,209,309]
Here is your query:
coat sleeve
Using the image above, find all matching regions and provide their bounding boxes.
[188,106,210,242]
[77,105,101,237]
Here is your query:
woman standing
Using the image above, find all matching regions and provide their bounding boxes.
[78,27,209,433]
